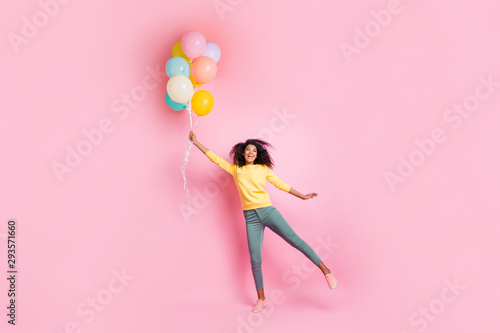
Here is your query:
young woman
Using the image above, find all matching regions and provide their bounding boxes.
[188,131,337,312]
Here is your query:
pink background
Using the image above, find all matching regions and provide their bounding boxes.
[1,0,499,332]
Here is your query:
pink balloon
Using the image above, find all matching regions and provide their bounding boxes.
[192,56,217,84]
[181,31,206,59]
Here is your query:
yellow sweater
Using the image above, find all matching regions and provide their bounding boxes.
[205,150,291,210]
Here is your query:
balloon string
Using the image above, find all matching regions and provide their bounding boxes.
[181,100,200,215]
[188,101,193,128]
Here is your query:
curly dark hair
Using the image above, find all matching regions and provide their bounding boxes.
[229,139,275,169]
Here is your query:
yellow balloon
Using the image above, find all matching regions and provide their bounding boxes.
[191,90,214,116]
[188,63,203,88]
[172,41,190,62]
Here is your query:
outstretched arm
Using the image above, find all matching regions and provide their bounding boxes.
[189,131,236,175]
[289,188,318,200]
[189,131,209,154]
[266,167,317,200]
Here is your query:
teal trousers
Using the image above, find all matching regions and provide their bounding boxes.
[243,205,322,290]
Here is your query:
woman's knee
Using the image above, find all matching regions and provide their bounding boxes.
[249,250,262,264]
[288,234,306,248]
[250,257,262,269]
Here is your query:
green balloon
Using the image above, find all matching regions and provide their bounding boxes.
[165,91,187,111]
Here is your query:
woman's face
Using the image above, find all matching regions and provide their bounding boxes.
[243,144,257,165]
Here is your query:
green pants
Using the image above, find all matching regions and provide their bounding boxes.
[243,205,322,290]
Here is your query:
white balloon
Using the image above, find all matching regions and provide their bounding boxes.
[167,75,193,103]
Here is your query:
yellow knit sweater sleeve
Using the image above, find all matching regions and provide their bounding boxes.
[205,150,236,175]
[266,166,291,192]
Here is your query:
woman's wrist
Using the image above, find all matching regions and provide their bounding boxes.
[289,188,305,200]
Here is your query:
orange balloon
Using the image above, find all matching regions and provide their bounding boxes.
[192,56,217,84]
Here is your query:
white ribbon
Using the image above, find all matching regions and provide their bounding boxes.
[180,88,200,214]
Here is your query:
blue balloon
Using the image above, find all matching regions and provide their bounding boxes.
[165,91,187,111]
[201,41,221,63]
[165,56,190,78]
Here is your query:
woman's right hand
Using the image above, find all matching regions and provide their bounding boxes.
[189,131,197,143]
[189,131,209,154]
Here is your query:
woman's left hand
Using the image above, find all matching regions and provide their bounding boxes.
[303,193,318,200]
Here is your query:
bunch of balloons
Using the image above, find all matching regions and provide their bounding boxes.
[165,30,221,117]
[171,31,222,213]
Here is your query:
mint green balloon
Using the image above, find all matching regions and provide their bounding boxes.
[165,56,190,78]
[165,92,187,111]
